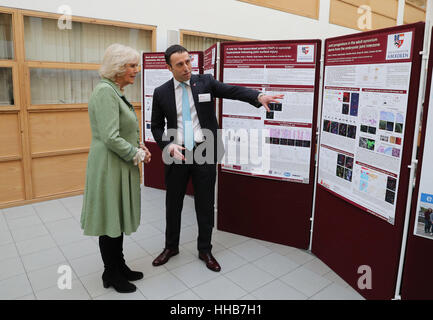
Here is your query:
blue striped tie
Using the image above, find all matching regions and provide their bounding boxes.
[180,82,194,151]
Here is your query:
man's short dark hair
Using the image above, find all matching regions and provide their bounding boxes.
[165,44,188,66]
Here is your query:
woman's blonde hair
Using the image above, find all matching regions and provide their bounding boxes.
[99,43,139,81]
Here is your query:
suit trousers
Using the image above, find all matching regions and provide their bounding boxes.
[164,152,216,253]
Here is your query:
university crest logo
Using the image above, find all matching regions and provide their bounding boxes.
[394,34,404,48]
[302,46,309,55]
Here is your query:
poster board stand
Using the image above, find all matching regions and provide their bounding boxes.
[400,23,433,300]
[312,22,425,300]
[217,40,321,249]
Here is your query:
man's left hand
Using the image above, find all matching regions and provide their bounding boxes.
[258,94,285,112]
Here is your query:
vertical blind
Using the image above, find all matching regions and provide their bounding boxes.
[183,34,232,51]
[0,13,13,60]
[25,17,150,103]
[0,68,13,105]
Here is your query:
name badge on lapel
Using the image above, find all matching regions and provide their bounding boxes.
[198,93,211,103]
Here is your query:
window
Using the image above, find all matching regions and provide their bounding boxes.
[181,30,254,51]
[0,13,13,59]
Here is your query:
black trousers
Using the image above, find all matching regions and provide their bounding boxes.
[164,158,217,253]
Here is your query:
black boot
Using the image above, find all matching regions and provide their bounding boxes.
[99,235,136,293]
[117,234,144,281]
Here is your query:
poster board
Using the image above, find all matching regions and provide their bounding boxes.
[220,41,318,183]
[204,43,218,77]
[401,26,433,300]
[217,40,321,249]
[312,22,424,300]
[141,51,203,192]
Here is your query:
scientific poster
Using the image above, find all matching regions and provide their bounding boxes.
[204,44,217,77]
[414,65,433,240]
[318,28,415,224]
[221,42,318,183]
[142,53,172,143]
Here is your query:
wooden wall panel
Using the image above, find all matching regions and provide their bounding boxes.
[238,0,319,19]
[0,161,25,202]
[330,0,397,31]
[32,153,88,198]
[404,3,426,23]
[0,113,21,158]
[29,110,91,154]
[341,0,398,19]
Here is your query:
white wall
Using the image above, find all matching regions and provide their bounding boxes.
[0,0,358,51]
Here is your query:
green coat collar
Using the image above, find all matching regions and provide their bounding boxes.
[101,78,124,97]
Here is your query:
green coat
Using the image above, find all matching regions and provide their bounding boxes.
[81,78,141,237]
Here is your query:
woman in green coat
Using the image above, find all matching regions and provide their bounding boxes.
[81,43,151,293]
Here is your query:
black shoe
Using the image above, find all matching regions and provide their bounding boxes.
[102,269,136,293]
[119,263,144,281]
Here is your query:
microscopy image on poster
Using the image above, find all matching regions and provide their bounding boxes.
[221,42,318,183]
[318,28,415,224]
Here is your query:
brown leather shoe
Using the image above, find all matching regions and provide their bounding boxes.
[199,252,221,272]
[152,248,179,266]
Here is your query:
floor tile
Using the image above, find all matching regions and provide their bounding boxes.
[123,241,151,262]
[80,271,113,298]
[192,276,247,300]
[3,204,37,221]
[322,270,350,288]
[33,200,72,223]
[0,228,13,246]
[224,264,275,292]
[130,224,162,241]
[35,279,91,300]
[94,289,146,300]
[253,252,299,277]
[136,272,188,299]
[167,289,202,300]
[10,224,49,242]
[280,266,332,297]
[124,255,168,280]
[310,283,365,300]
[7,215,43,231]
[0,243,19,262]
[251,279,307,300]
[212,230,249,248]
[15,234,57,256]
[0,257,25,281]
[179,225,198,245]
[170,260,221,288]
[27,263,78,292]
[163,247,196,270]
[21,247,66,272]
[303,257,332,276]
[229,240,272,262]
[59,238,99,261]
[135,233,166,255]
[0,274,33,300]
[213,249,248,274]
[284,249,316,265]
[69,252,103,277]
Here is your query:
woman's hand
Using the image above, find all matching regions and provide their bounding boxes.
[140,143,152,164]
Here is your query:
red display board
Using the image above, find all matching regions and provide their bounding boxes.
[312,22,425,300]
[401,26,433,300]
[217,40,321,249]
[141,51,203,194]
[203,43,218,77]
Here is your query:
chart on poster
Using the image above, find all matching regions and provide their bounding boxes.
[318,29,415,224]
[221,41,318,183]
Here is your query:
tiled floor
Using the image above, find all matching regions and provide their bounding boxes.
[0,186,364,300]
